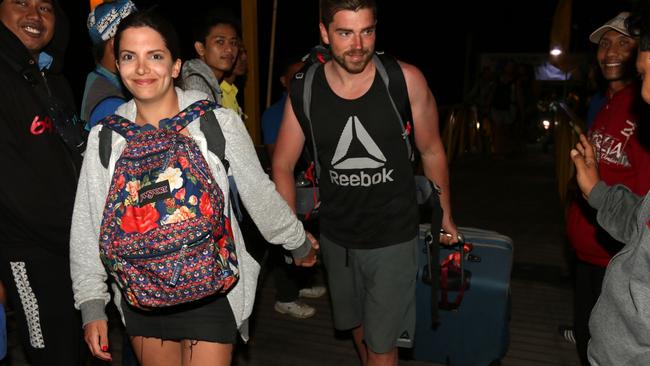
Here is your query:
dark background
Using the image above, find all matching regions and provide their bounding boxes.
[58,0,632,110]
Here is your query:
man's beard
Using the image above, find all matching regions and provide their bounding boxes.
[331,48,373,74]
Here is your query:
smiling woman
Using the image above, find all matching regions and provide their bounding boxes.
[115,26,181,118]
[112,11,183,124]
[69,8,318,366]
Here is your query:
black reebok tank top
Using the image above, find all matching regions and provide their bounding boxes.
[309,65,418,248]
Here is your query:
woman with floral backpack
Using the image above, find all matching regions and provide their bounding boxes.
[69,10,317,366]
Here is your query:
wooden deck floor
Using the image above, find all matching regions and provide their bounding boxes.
[231,146,580,366]
[2,145,581,365]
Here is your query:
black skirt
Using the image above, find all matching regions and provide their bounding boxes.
[121,294,238,343]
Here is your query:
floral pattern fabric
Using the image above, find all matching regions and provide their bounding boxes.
[97,100,239,309]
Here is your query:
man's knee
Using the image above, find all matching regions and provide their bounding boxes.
[366,347,398,366]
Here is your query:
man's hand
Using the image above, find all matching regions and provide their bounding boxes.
[294,231,319,267]
[570,134,600,199]
[84,319,112,362]
[440,215,460,246]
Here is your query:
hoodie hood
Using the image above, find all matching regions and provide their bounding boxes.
[0,0,69,73]
[181,58,220,88]
[180,58,223,103]
[44,0,69,73]
[181,58,219,86]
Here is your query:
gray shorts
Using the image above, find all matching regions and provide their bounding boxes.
[320,235,418,353]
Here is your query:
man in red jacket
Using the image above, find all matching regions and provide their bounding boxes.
[566,11,650,365]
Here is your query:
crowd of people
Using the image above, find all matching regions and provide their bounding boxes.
[0,0,649,366]
[0,0,454,365]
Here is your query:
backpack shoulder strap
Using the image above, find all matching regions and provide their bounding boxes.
[200,110,229,172]
[98,102,222,170]
[375,52,413,126]
[374,52,414,162]
[99,125,113,169]
[98,114,139,169]
[290,62,323,180]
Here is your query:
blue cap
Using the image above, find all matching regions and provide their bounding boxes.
[87,0,137,44]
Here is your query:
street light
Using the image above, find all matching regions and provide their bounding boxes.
[550,46,563,57]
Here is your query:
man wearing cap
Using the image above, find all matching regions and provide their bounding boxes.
[81,0,136,130]
[0,0,86,364]
[565,11,650,365]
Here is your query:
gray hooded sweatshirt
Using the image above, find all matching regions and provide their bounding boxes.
[587,181,650,365]
[181,58,223,104]
[69,88,310,340]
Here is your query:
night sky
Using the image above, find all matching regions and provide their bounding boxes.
[58,0,633,108]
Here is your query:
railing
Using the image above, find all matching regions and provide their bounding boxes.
[440,104,493,162]
[551,102,583,207]
[439,101,583,206]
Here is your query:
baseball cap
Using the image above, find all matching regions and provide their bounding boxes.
[87,0,137,45]
[589,12,632,44]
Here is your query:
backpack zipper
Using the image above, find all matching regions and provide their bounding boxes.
[169,244,188,286]
[121,231,210,260]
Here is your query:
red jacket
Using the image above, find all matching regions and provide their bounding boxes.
[567,83,650,267]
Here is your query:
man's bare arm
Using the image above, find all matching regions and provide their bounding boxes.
[401,61,459,241]
[271,96,306,211]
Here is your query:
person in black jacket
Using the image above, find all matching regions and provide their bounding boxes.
[0,0,85,364]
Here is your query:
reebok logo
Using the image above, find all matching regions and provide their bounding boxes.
[332,116,386,169]
[329,116,394,187]
[329,168,393,186]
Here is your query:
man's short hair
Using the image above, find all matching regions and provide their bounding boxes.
[192,8,241,45]
[320,0,377,27]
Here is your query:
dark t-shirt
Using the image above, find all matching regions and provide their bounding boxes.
[309,66,418,248]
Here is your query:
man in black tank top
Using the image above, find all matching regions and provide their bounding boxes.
[272,1,458,364]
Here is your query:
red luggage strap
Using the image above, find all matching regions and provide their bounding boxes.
[439,242,472,310]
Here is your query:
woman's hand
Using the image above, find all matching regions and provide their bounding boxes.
[84,319,112,362]
[295,231,319,267]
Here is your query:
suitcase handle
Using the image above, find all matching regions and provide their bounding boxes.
[424,233,471,312]
[439,234,470,310]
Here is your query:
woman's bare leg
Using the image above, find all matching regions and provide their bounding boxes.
[131,336,182,366]
[181,340,233,366]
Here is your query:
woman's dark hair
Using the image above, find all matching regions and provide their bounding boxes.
[320,0,377,28]
[113,10,182,62]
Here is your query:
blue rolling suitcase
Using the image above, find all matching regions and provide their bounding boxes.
[413,225,513,366]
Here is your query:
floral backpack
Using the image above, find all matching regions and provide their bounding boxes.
[97,100,238,309]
